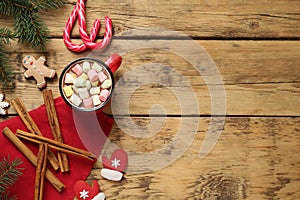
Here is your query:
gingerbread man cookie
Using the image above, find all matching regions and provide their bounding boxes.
[22,55,56,88]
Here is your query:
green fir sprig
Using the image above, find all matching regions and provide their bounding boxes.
[0,157,23,200]
[0,28,15,87]
[14,10,49,50]
[30,0,65,11]
[0,45,14,87]
[0,0,65,86]
[0,28,15,45]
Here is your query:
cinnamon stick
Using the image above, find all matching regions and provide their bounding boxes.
[16,129,96,160]
[40,143,47,200]
[11,98,59,171]
[43,89,70,172]
[34,143,48,200]
[2,127,64,192]
[11,98,42,135]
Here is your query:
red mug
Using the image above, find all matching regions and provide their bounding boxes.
[59,54,122,112]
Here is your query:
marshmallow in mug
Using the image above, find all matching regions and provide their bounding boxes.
[62,61,112,109]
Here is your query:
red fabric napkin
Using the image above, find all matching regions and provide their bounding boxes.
[0,97,114,199]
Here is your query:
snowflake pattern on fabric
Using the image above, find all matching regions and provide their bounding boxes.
[80,189,89,199]
[111,158,121,168]
[0,93,9,115]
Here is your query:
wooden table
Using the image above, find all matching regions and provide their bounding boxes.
[1,0,300,199]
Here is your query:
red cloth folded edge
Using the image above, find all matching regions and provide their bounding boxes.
[0,97,114,200]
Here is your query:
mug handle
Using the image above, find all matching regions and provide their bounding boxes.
[105,54,122,74]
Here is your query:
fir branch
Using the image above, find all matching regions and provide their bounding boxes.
[0,157,23,200]
[0,45,14,87]
[0,0,65,14]
[0,0,48,50]
[14,10,48,50]
[0,0,65,50]
[0,0,31,16]
[0,28,15,44]
[30,0,65,11]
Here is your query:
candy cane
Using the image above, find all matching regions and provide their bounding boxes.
[63,2,87,52]
[77,0,99,43]
[77,0,113,49]
[77,3,113,50]
[63,0,112,52]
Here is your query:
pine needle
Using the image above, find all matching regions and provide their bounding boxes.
[30,0,65,11]
[0,45,14,87]
[0,0,21,17]
[14,10,48,50]
[0,157,23,200]
[0,28,15,44]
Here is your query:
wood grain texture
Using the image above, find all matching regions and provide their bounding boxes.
[1,0,300,38]
[86,117,300,199]
[2,39,299,116]
[5,40,300,84]
[1,1,299,199]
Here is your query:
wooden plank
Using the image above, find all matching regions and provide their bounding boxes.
[3,80,300,116]
[5,39,300,85]
[109,82,300,116]
[0,0,299,38]
[87,117,300,199]
[2,39,299,116]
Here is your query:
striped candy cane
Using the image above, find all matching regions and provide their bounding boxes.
[63,1,87,52]
[63,0,113,52]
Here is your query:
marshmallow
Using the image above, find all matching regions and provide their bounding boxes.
[90,87,101,95]
[64,73,74,84]
[92,192,105,200]
[101,79,112,89]
[82,61,90,73]
[74,78,87,87]
[92,62,103,72]
[88,69,98,82]
[99,89,110,102]
[83,97,93,108]
[78,73,88,80]
[101,168,123,181]
[71,64,83,76]
[98,71,108,83]
[63,85,73,97]
[92,95,101,106]
[69,94,82,106]
[85,80,91,90]
[91,80,99,87]
[77,88,89,99]
[90,87,100,95]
